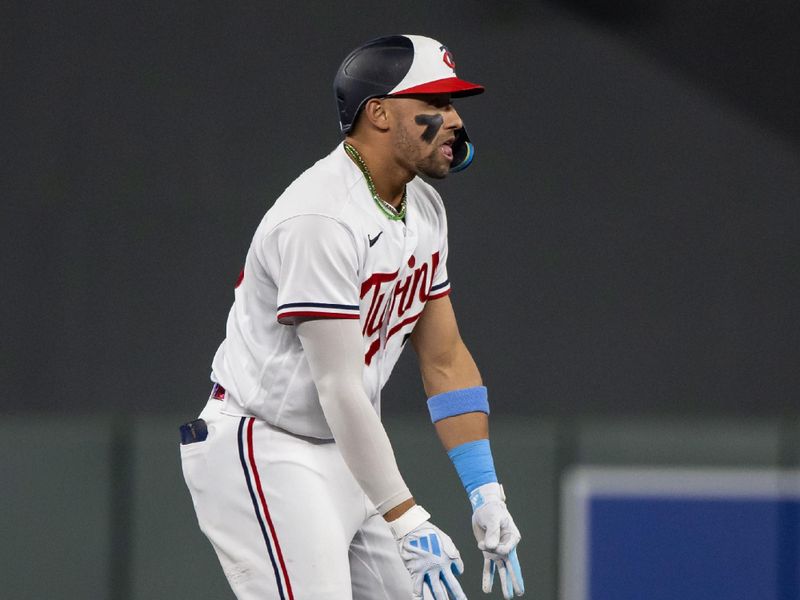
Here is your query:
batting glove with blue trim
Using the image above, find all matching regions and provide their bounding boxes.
[390,505,467,600]
[470,483,524,598]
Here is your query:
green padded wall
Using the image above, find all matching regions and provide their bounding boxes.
[0,417,114,599]
[571,418,783,467]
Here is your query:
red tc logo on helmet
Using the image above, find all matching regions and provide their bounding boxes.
[439,45,456,70]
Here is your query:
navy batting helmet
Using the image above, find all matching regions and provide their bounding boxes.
[334,34,484,172]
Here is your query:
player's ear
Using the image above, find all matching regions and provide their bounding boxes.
[362,97,391,132]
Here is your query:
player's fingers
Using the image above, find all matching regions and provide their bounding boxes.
[441,567,467,600]
[495,524,521,556]
[451,556,465,577]
[422,573,437,600]
[472,520,485,544]
[482,556,495,593]
[495,537,520,557]
[412,569,428,596]
[508,548,525,596]
[497,560,513,600]
[505,569,516,599]
[482,521,501,552]
[430,570,450,600]
[483,519,500,552]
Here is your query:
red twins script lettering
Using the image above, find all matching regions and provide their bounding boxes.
[360,252,440,365]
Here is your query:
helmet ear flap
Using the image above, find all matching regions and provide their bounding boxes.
[449,126,475,173]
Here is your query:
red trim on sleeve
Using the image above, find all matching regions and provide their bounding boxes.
[276,311,360,322]
[427,288,452,301]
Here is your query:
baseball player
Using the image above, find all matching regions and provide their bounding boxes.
[180,34,524,600]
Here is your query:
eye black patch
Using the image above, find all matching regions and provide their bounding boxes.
[414,114,444,143]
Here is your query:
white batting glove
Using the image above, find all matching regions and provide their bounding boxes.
[390,505,467,600]
[470,483,525,598]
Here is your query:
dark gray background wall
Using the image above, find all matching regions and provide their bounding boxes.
[4,0,799,418]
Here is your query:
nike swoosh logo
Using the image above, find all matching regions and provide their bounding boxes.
[368,231,383,247]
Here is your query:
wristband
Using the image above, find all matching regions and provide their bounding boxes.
[447,438,498,495]
[388,504,431,539]
[427,386,489,423]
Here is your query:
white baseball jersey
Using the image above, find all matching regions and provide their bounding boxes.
[211,145,451,439]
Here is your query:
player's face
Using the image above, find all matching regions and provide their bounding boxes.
[387,94,463,180]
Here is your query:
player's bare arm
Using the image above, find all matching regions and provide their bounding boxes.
[411,294,482,396]
[411,295,489,449]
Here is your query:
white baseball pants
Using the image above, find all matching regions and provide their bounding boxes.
[180,398,413,599]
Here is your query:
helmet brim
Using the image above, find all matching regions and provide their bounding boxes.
[389,77,485,98]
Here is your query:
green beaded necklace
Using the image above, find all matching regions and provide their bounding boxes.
[343,142,407,221]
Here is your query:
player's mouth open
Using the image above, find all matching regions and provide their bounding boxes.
[440,140,454,161]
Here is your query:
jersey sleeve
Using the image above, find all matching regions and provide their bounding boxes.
[428,198,451,300]
[265,215,361,324]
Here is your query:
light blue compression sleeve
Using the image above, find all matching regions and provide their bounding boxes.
[446,438,498,494]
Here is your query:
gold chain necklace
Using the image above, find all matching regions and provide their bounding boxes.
[343,142,407,221]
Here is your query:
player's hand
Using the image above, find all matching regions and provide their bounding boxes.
[470,483,524,598]
[390,506,467,600]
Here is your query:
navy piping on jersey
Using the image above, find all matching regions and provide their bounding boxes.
[430,279,450,292]
[278,302,359,311]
